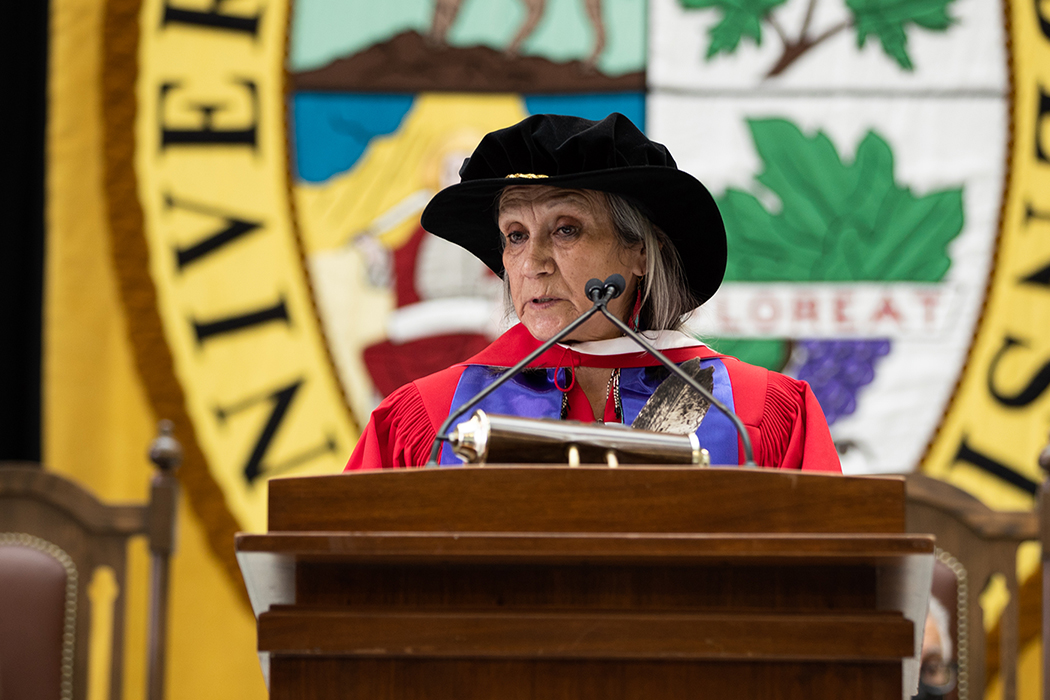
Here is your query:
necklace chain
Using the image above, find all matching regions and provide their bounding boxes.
[603,368,622,423]
[610,368,622,422]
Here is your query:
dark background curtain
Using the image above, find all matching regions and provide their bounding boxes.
[0,0,49,461]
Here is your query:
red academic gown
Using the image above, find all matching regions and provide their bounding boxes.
[346,324,842,472]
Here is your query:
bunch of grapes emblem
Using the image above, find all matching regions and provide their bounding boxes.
[794,339,891,424]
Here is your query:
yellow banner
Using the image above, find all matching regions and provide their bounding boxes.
[922,0,1050,510]
[128,0,357,534]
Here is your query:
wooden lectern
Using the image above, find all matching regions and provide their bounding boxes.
[237,467,933,699]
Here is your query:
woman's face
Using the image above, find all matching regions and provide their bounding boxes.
[498,186,646,343]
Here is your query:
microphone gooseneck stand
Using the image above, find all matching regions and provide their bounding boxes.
[594,274,756,467]
[426,275,756,467]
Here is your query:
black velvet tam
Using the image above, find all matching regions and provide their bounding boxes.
[420,113,727,305]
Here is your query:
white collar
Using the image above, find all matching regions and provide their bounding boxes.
[558,329,705,357]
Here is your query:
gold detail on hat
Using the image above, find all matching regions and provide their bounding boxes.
[504,173,549,179]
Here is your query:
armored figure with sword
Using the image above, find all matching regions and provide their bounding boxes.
[345,113,841,472]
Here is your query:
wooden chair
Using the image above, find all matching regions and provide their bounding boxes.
[905,463,1046,700]
[0,421,181,700]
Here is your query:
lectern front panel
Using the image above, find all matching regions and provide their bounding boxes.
[241,468,932,699]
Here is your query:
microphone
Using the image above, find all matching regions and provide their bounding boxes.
[426,276,622,465]
[585,278,604,300]
[586,274,625,302]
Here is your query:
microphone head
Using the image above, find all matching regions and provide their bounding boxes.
[603,274,626,299]
[585,278,604,301]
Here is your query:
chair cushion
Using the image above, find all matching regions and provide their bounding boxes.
[0,544,70,700]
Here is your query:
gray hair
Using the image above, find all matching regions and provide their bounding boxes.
[495,188,696,331]
[603,192,696,331]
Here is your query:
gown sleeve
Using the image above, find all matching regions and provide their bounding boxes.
[721,356,841,472]
[345,382,438,471]
[761,372,841,472]
[345,364,466,471]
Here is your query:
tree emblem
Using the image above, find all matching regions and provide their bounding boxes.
[679,0,957,76]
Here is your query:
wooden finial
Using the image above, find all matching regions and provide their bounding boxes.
[149,419,183,474]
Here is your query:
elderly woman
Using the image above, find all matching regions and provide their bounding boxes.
[346,113,840,471]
